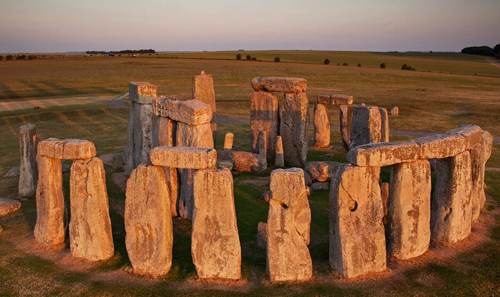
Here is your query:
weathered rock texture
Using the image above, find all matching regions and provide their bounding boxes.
[34,155,65,245]
[154,97,212,126]
[193,71,217,141]
[431,151,472,243]
[124,100,154,175]
[280,92,309,167]
[69,157,114,261]
[305,161,343,182]
[387,160,431,260]
[275,136,284,167]
[224,133,234,150]
[349,105,382,149]
[150,147,217,169]
[112,153,124,171]
[0,198,21,217]
[250,91,279,163]
[339,105,355,150]
[381,182,389,224]
[192,169,241,279]
[471,137,486,224]
[257,222,268,249]
[311,182,329,191]
[125,165,173,276]
[218,150,266,173]
[379,107,389,143]
[347,141,421,167]
[329,165,386,278]
[251,77,307,93]
[19,124,38,197]
[313,103,331,148]
[129,82,157,104]
[38,138,96,160]
[331,94,354,105]
[267,168,312,282]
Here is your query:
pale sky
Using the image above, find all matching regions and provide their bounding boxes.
[0,0,499,53]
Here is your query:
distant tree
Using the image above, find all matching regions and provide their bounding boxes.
[274,57,281,62]
[0,56,3,61]
[342,62,348,66]
[16,55,26,60]
[337,63,340,66]
[357,63,361,67]
[251,57,257,61]
[380,63,386,69]
[461,46,494,57]
[494,44,500,55]
[246,55,251,60]
[401,64,408,70]
[324,58,330,65]
[28,55,35,60]
[496,53,500,60]
[236,54,242,60]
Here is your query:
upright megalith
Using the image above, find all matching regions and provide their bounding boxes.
[329,165,386,278]
[34,155,65,245]
[224,133,234,150]
[69,157,114,261]
[19,124,38,197]
[124,82,157,176]
[431,151,473,243]
[193,71,217,142]
[192,169,241,280]
[339,105,355,150]
[280,92,309,167]
[266,168,312,282]
[125,165,173,277]
[379,107,390,143]
[250,91,279,163]
[350,105,382,149]
[275,136,284,168]
[387,160,431,260]
[313,103,331,148]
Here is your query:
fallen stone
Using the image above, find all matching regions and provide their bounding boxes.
[387,160,431,260]
[224,133,234,150]
[155,97,212,125]
[304,170,312,186]
[390,106,399,116]
[339,105,355,150]
[311,182,328,191]
[275,136,284,167]
[112,153,124,171]
[347,141,421,167]
[280,92,309,167]
[349,105,382,149]
[446,125,482,150]
[4,167,20,177]
[192,169,241,280]
[415,134,466,159]
[150,147,217,169]
[129,82,157,104]
[218,150,266,173]
[251,77,307,93]
[329,165,386,278]
[331,94,354,105]
[257,222,268,249]
[250,91,279,163]
[34,155,65,245]
[305,161,344,182]
[0,198,21,217]
[38,138,97,160]
[313,103,331,148]
[431,151,472,243]
[267,168,312,282]
[19,124,38,197]
[125,165,173,277]
[69,157,114,261]
[192,71,217,140]
[379,107,389,143]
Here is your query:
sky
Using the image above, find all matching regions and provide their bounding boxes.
[0,0,499,53]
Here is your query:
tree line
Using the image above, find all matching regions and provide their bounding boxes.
[461,44,500,58]
[86,49,155,55]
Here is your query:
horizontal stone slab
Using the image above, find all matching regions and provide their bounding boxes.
[415,134,467,159]
[154,97,212,125]
[347,141,421,167]
[331,94,354,105]
[150,146,216,169]
[129,82,157,104]
[446,125,482,150]
[38,138,96,160]
[251,77,307,93]
[317,95,331,105]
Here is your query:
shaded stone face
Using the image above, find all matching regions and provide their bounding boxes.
[112,153,124,171]
[313,103,331,148]
[339,105,355,150]
[347,141,421,167]
[349,105,382,149]
[192,169,241,280]
[34,155,65,245]
[329,165,386,278]
[124,102,154,176]
[155,97,212,126]
[251,77,307,93]
[38,138,97,160]
[125,165,173,277]
[192,71,217,141]
[471,139,486,224]
[387,160,431,260]
[69,157,114,261]
[129,82,157,104]
[305,161,344,182]
[150,147,217,169]
[250,91,279,163]
[379,107,389,143]
[257,222,268,249]
[267,168,312,282]
[275,136,284,168]
[280,92,309,167]
[431,151,472,243]
[19,124,37,197]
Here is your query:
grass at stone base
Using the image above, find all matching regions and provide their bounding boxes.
[0,105,500,296]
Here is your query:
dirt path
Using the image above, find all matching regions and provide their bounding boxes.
[487,58,500,70]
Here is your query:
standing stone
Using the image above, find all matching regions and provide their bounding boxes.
[124,103,136,176]
[280,92,309,167]
[339,105,355,150]
[350,105,382,149]
[257,222,268,249]
[390,106,399,116]
[275,136,284,168]
[125,165,173,277]
[379,107,389,143]
[267,168,312,282]
[19,124,38,197]
[305,161,343,182]
[250,91,279,163]
[224,133,234,150]
[192,169,241,279]
[69,157,114,261]
[471,138,486,224]
[387,160,431,260]
[329,165,386,278]
[112,153,124,171]
[313,103,331,148]
[193,71,217,143]
[177,122,214,220]
[133,104,154,168]
[34,155,65,245]
[431,151,472,243]
[381,182,389,224]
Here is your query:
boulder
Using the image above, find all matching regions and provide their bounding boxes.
[305,161,343,182]
[251,77,307,93]
[280,92,309,167]
[69,157,114,261]
[329,165,386,278]
[224,133,234,150]
[150,147,217,169]
[339,104,355,150]
[34,155,65,245]
[192,169,241,279]
[275,136,284,167]
[129,82,157,104]
[250,91,279,163]
[125,165,173,276]
[349,105,382,149]
[19,124,38,197]
[4,167,20,177]
[267,168,312,282]
[192,71,217,140]
[313,103,331,148]
[38,138,97,160]
[387,160,431,260]
[431,151,472,243]
[155,97,212,125]
[347,141,421,167]
[0,198,21,217]
[390,106,399,116]
[218,150,266,173]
